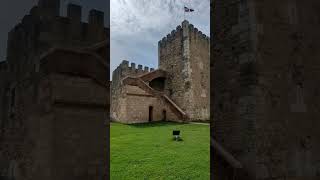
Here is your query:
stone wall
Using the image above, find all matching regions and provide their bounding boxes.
[158,20,210,121]
[51,73,108,179]
[0,73,52,179]
[51,73,108,107]
[111,81,180,123]
[188,22,210,120]
[212,0,320,179]
[53,106,107,179]
[0,71,108,180]
[111,60,154,121]
[158,24,185,113]
[253,0,320,178]
[212,0,255,176]
[116,85,180,123]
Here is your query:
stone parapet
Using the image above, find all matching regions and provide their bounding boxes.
[158,25,182,48]
[117,60,154,77]
[158,20,210,48]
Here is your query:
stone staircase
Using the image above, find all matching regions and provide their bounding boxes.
[137,69,167,82]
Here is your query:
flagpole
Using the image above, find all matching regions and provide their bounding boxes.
[184,5,185,20]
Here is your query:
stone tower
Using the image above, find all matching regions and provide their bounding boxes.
[0,1,109,179]
[158,20,210,121]
[212,0,320,179]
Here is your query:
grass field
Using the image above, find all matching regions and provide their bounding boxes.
[110,122,210,180]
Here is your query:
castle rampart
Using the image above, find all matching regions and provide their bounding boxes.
[188,23,210,49]
[158,22,210,49]
[8,3,107,46]
[6,2,108,79]
[113,60,154,80]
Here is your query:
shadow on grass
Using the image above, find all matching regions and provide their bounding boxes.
[172,137,184,141]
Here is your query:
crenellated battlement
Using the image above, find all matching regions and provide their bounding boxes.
[36,0,105,27]
[158,20,209,49]
[8,3,107,51]
[158,25,183,48]
[67,3,82,22]
[187,23,210,44]
[64,3,105,27]
[27,2,106,28]
[89,9,105,26]
[116,60,155,78]
[6,1,108,77]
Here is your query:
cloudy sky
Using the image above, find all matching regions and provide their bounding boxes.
[0,0,109,62]
[110,0,210,78]
[0,0,209,79]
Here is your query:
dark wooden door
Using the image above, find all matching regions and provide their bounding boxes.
[163,110,166,121]
[149,106,153,122]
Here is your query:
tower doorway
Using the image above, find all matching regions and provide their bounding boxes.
[163,110,167,121]
[149,106,153,122]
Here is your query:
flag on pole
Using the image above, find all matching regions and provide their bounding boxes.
[184,6,194,12]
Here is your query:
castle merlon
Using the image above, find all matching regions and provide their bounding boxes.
[26,3,105,27]
[188,24,210,42]
[158,20,210,48]
[158,24,184,47]
[119,60,154,75]
[7,3,108,51]
[67,3,82,22]
[89,9,105,26]
[131,62,136,69]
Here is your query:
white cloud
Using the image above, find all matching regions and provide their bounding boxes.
[110,0,210,79]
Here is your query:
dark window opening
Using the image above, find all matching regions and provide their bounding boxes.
[149,77,166,91]
[149,106,153,122]
[169,89,173,96]
[185,81,191,89]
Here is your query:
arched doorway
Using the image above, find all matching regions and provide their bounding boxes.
[149,77,166,91]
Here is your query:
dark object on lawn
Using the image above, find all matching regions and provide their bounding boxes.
[173,130,182,141]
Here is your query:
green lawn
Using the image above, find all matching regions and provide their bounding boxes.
[110,122,210,180]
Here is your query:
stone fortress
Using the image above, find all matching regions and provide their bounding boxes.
[0,0,109,179]
[111,20,210,123]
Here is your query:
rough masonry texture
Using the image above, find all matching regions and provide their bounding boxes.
[111,20,210,123]
[212,0,320,179]
[0,0,109,179]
